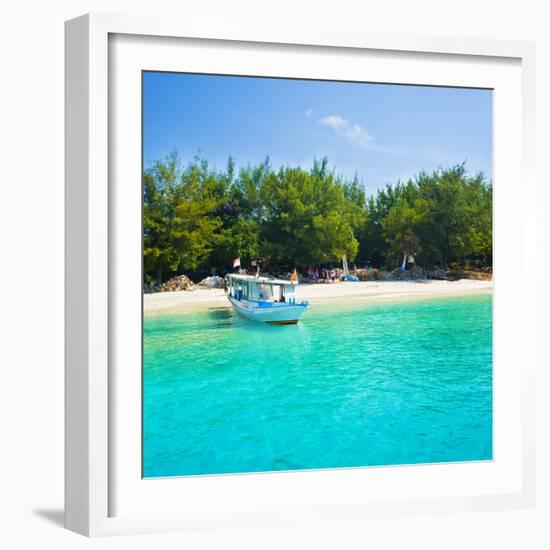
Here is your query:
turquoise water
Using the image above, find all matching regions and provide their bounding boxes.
[143,294,492,477]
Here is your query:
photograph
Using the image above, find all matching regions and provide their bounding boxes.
[142,71,493,478]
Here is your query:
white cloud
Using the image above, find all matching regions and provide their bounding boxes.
[305,108,313,118]
[318,114,373,149]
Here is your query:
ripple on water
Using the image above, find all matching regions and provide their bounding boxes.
[143,294,493,477]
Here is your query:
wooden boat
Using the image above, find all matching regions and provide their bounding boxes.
[226,274,309,325]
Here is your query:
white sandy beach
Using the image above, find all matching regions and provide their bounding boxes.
[144,279,492,316]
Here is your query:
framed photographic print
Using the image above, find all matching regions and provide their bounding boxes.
[65,13,537,536]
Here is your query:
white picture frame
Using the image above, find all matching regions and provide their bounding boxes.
[65,13,537,537]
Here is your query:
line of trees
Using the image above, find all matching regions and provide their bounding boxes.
[144,153,492,284]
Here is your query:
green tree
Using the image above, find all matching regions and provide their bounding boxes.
[361,184,404,266]
[143,153,224,282]
[261,163,359,266]
[382,198,429,268]
[143,153,180,283]
[143,154,492,283]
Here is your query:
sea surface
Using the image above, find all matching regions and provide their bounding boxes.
[143,293,493,477]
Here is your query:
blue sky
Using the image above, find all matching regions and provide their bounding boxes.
[143,72,492,195]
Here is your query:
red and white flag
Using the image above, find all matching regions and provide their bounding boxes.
[232,257,241,269]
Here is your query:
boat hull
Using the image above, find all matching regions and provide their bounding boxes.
[228,296,309,324]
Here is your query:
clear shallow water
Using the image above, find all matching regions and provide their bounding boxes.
[143,294,492,477]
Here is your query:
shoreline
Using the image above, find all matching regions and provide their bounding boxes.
[144,279,493,317]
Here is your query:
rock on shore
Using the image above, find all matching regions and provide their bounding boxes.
[156,274,196,292]
[351,266,492,281]
[197,275,224,288]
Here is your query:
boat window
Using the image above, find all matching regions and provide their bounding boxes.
[256,283,274,300]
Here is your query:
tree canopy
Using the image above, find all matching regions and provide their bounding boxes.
[143,154,492,283]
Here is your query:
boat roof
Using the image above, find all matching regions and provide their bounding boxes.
[227,274,297,286]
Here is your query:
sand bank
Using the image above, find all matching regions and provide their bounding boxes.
[144,279,492,316]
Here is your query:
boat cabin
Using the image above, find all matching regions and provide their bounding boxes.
[227,275,298,305]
